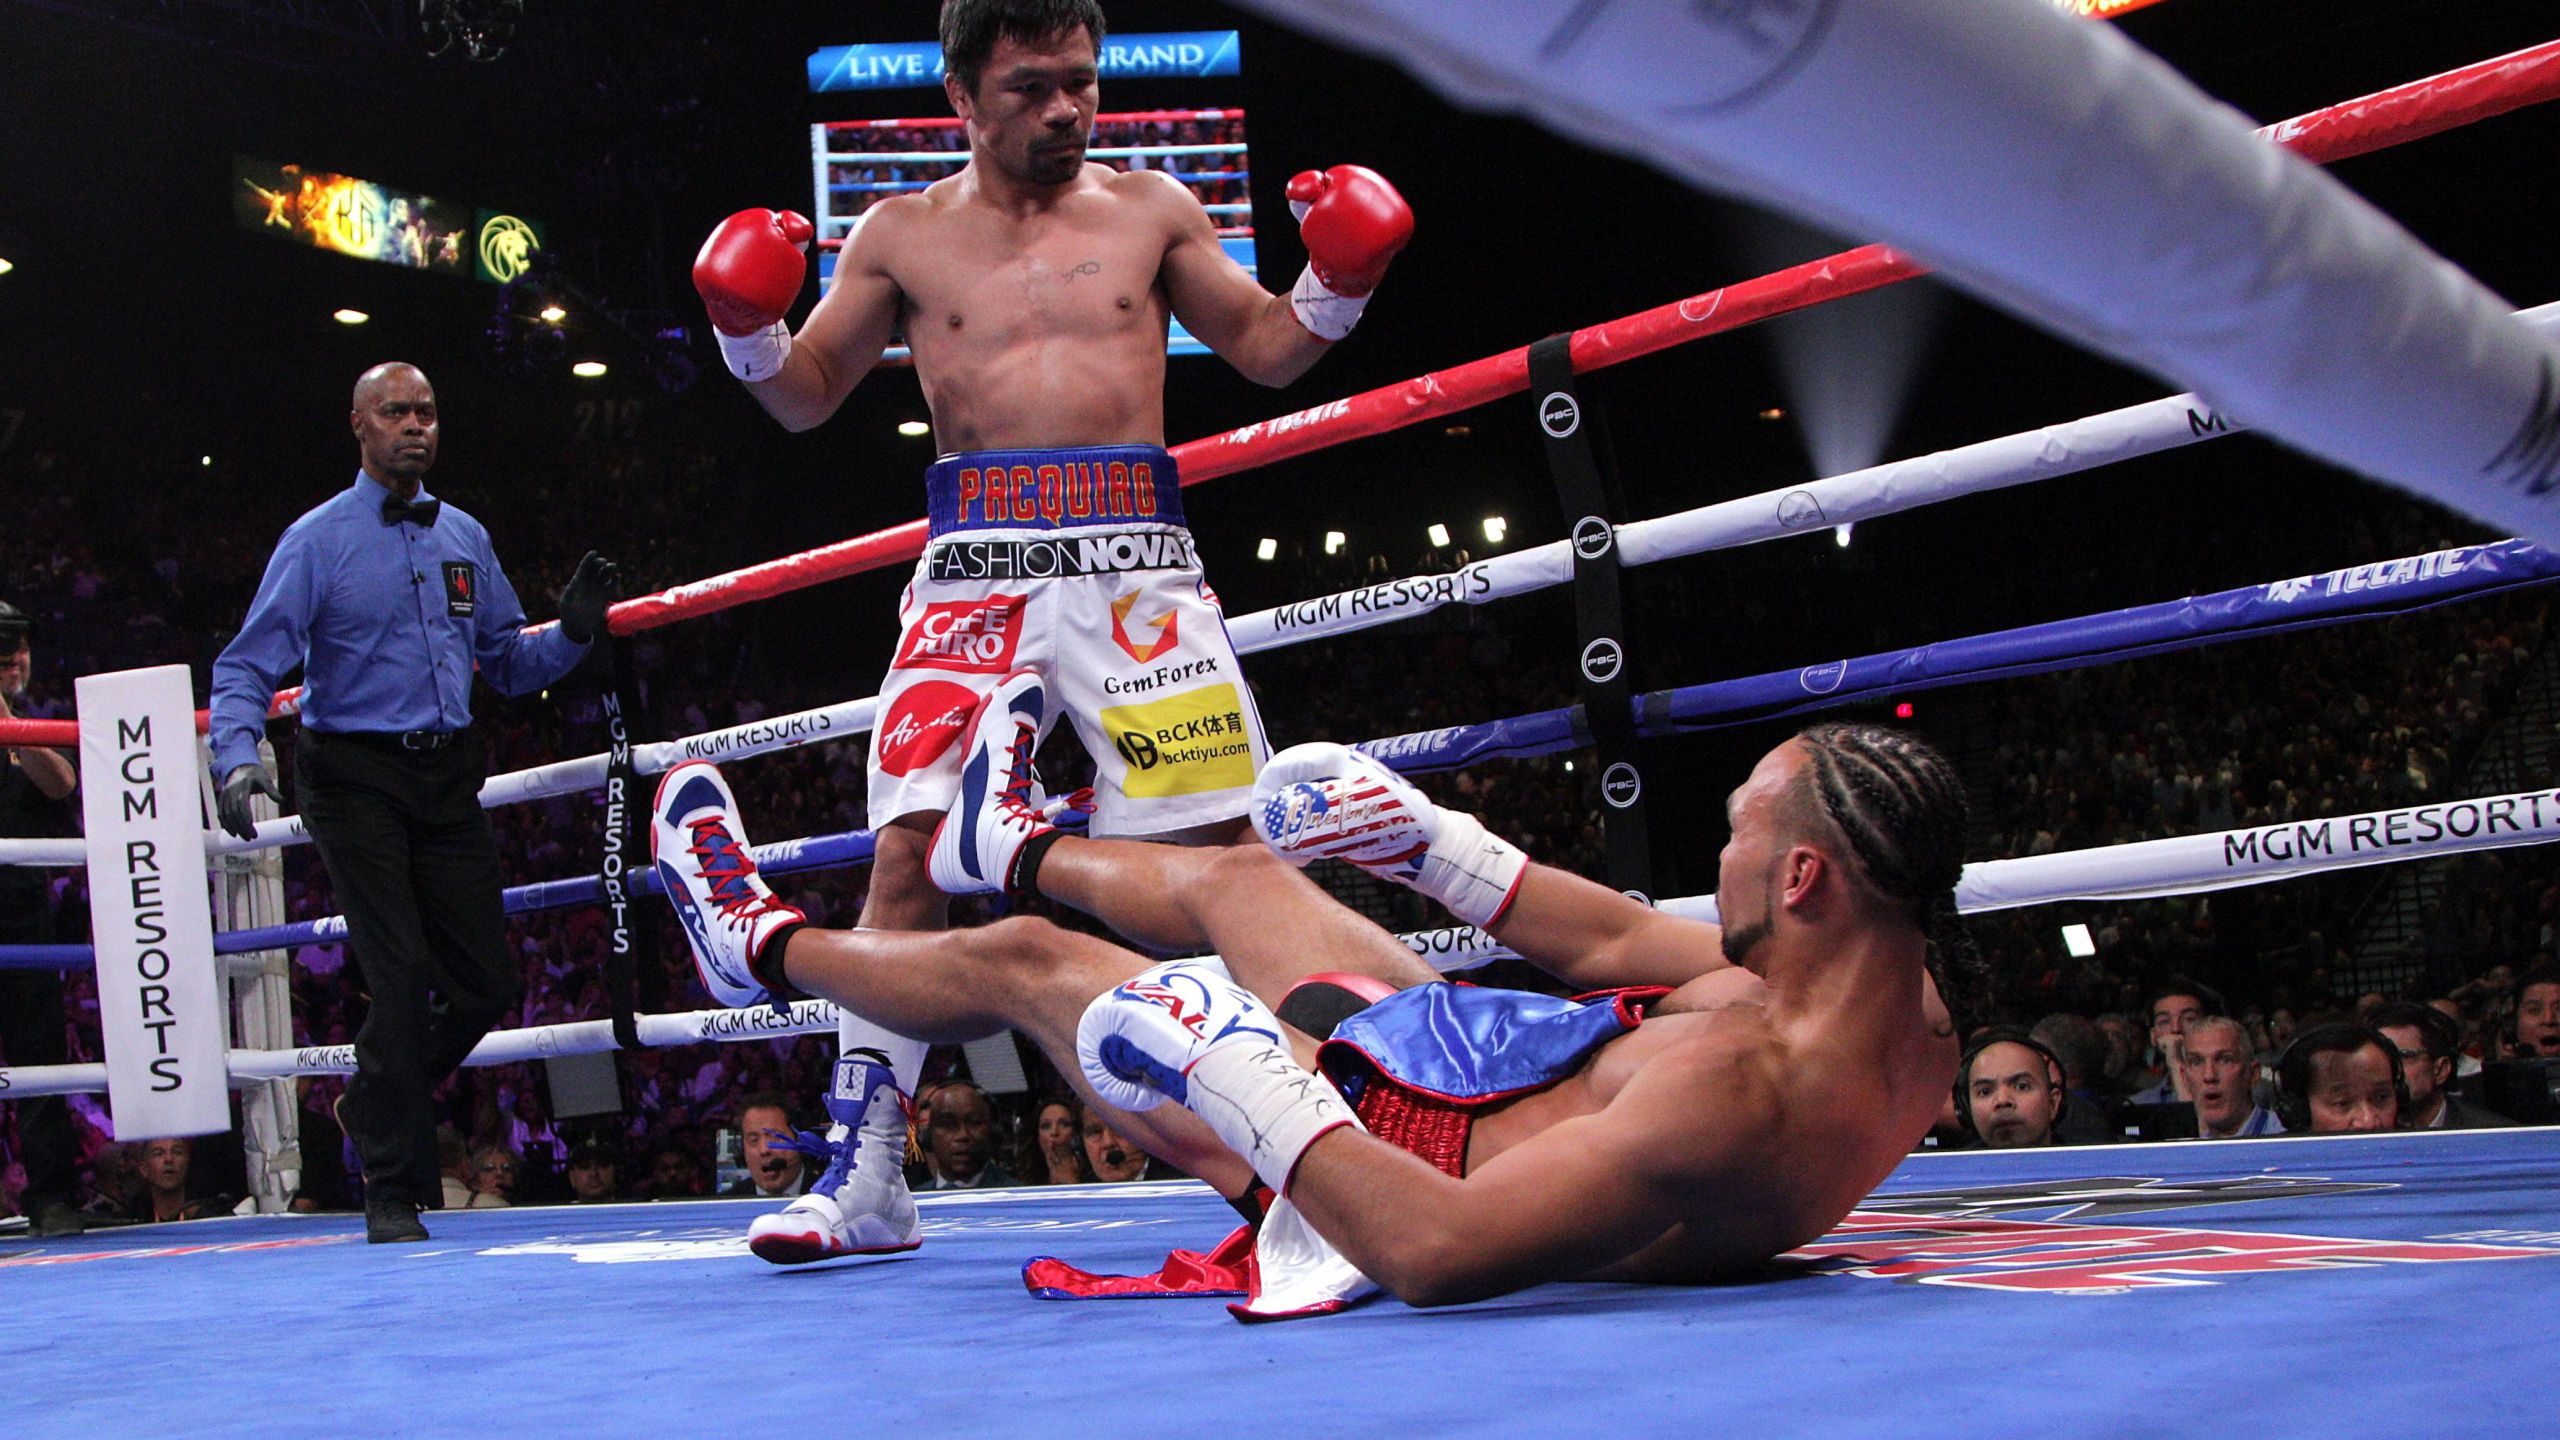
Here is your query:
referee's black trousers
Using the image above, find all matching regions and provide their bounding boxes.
[297,729,518,1208]
[0,909,75,1209]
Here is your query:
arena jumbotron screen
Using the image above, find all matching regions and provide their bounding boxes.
[810,111,1256,361]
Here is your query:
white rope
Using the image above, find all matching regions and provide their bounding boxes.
[1223,302,2560,653]
[1404,784,2560,971]
[0,697,878,867]
[9,783,2549,1094]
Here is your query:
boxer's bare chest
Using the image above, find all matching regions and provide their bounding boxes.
[896,193,1173,362]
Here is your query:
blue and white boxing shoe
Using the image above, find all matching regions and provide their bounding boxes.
[650,761,805,1008]
[927,670,1059,896]
[748,1055,922,1265]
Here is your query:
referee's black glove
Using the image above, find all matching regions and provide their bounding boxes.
[558,551,622,645]
[217,762,284,842]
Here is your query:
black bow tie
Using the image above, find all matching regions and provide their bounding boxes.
[382,495,441,528]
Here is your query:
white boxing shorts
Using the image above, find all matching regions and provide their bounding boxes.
[868,444,1271,839]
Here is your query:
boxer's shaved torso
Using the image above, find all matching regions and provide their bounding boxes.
[1460,970,1956,1282]
[846,167,1192,449]
[1474,963,1945,1276]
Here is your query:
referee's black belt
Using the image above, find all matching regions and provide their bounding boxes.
[320,726,472,753]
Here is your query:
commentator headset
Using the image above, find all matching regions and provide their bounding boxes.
[1952,1027,2069,1140]
[2273,1023,2410,1132]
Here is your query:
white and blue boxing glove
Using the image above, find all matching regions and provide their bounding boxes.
[1252,742,1528,929]
[1077,958,1359,1194]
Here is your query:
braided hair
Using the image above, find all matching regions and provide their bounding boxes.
[1793,722,1992,1036]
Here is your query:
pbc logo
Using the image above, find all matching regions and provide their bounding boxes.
[1539,391,1581,439]
[1109,590,1182,664]
[876,680,979,776]
[1794,1176,2558,1295]
[896,594,1027,674]
[444,562,476,618]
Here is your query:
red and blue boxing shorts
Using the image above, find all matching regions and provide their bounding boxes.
[1314,981,1670,1178]
[868,443,1271,839]
[1023,981,1668,1315]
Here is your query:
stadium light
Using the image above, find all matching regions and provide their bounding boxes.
[333,308,369,325]
[571,361,608,378]
[2061,924,2097,958]
[1427,523,1451,548]
[1834,523,1854,548]
[538,304,567,324]
[1323,530,1346,556]
[0,257,17,276]
[897,420,930,437]
[1482,516,1506,545]
[1255,538,1277,561]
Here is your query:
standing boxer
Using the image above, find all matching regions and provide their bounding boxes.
[685,0,1418,1263]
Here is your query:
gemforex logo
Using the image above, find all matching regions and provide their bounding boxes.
[1109,590,1182,664]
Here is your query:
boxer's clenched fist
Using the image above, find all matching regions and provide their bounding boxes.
[1287,165,1413,340]
[694,209,813,381]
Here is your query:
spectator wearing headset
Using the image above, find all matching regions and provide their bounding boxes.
[1955,1027,2070,1149]
[2276,1024,2406,1134]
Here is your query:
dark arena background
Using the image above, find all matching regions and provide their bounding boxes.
[4,3,2559,1435]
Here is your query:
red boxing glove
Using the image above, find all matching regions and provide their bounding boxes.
[693,208,814,338]
[1287,166,1412,297]
[1286,166,1411,341]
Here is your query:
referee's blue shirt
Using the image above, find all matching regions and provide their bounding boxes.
[209,471,588,781]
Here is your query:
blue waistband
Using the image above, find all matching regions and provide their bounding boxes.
[924,444,1185,537]
[1317,984,1652,1105]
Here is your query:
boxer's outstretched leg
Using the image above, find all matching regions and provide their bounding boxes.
[655,760,1257,1214]
[923,670,1441,1001]
[770,915,1258,1195]
[1037,839,1443,1003]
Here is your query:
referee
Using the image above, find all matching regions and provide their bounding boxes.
[210,362,617,1243]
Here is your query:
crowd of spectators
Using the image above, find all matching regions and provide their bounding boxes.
[5,410,2556,1225]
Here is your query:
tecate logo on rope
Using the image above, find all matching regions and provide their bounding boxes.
[2262,545,2479,604]
[1224,399,1353,447]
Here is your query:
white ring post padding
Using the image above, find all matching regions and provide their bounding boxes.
[1222,0,2560,544]
[8,785,2553,1093]
[1222,302,2560,654]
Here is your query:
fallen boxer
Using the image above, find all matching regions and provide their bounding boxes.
[653,669,1977,1315]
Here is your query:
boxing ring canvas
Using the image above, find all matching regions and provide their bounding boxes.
[9,1127,2554,1438]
